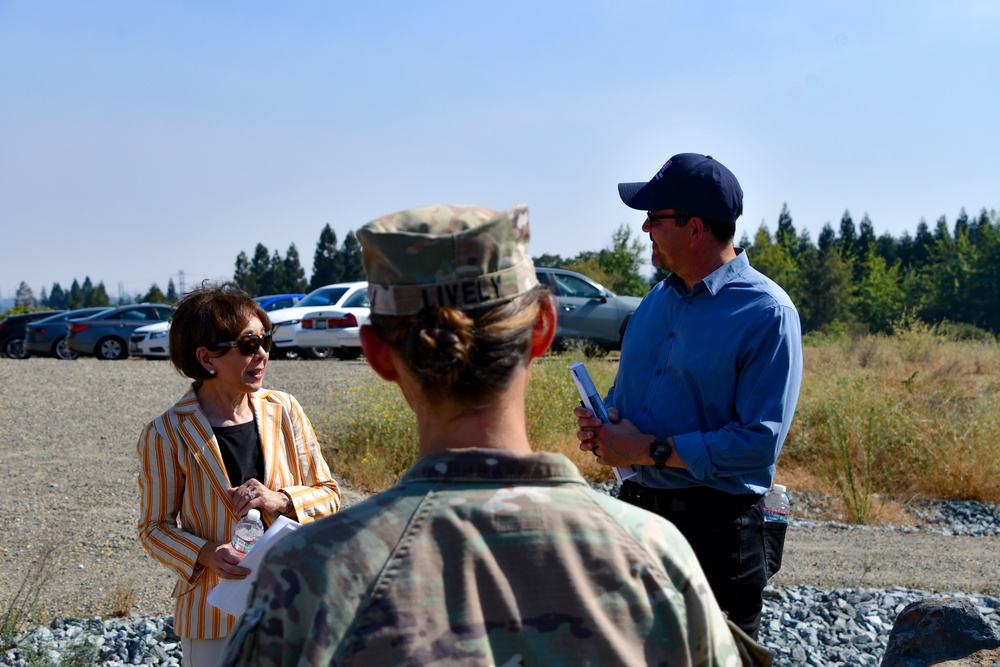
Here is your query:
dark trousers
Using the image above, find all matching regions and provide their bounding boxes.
[619,481,783,638]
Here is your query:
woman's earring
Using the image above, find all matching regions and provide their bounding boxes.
[209,369,216,376]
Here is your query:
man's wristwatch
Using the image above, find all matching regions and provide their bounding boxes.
[649,438,672,470]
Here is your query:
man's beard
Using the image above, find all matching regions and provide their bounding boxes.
[650,242,663,269]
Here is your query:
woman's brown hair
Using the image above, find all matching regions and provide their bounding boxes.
[169,281,271,381]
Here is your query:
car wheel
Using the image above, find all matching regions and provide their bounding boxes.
[5,337,29,359]
[95,336,128,360]
[306,346,333,360]
[54,336,78,360]
[333,348,362,361]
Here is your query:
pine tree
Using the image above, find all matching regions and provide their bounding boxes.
[838,210,857,259]
[817,224,837,254]
[913,220,934,266]
[341,232,364,282]
[250,244,271,296]
[798,246,854,333]
[266,250,287,294]
[81,277,95,306]
[166,279,178,303]
[142,284,168,304]
[67,279,83,309]
[283,244,309,293]
[90,282,111,307]
[48,283,66,309]
[234,251,256,294]
[14,282,37,309]
[775,203,797,255]
[311,224,343,289]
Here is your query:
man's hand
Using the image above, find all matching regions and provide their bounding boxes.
[574,405,653,468]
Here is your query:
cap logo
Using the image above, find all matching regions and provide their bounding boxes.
[654,159,673,181]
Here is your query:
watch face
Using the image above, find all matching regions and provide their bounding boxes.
[651,442,670,463]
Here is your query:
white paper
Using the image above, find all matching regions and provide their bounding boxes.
[569,362,638,484]
[207,515,301,617]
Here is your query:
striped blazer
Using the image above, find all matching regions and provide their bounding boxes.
[137,385,341,639]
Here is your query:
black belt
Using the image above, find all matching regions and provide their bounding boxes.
[621,480,762,516]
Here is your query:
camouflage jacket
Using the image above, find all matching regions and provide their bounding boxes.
[221,449,765,666]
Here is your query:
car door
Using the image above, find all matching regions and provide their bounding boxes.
[546,272,621,346]
[117,306,168,334]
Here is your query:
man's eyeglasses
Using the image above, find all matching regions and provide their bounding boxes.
[213,331,273,356]
[645,212,690,224]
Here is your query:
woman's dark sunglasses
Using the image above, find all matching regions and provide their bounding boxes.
[213,331,273,356]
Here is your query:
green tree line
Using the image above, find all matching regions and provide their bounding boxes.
[13,206,1000,338]
[535,205,1000,338]
[231,225,364,296]
[743,205,1000,336]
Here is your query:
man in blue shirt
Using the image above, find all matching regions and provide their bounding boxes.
[575,153,803,637]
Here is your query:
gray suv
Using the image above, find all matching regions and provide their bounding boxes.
[535,267,642,351]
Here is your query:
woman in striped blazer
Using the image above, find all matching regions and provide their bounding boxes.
[137,282,341,667]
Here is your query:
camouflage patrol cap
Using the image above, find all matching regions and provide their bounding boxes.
[356,204,539,316]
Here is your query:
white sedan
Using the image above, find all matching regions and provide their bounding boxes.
[129,321,171,359]
[294,306,369,360]
[268,282,369,360]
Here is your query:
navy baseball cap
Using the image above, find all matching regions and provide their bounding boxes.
[618,153,743,224]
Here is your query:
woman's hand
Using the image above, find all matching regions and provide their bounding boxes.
[197,541,251,580]
[227,479,293,518]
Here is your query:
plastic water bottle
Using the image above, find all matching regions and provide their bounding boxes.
[231,508,264,555]
[763,484,790,523]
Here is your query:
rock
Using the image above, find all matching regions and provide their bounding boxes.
[880,597,1000,667]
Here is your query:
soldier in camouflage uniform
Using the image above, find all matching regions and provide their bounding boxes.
[221,205,772,666]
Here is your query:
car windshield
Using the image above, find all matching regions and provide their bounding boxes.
[298,287,350,308]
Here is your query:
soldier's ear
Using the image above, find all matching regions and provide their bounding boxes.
[530,295,557,359]
[360,325,399,382]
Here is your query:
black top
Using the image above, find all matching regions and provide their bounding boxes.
[213,419,265,486]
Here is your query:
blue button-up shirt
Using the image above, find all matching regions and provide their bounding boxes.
[607,249,803,496]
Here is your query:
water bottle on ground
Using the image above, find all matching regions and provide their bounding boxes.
[231,508,264,555]
[763,484,791,523]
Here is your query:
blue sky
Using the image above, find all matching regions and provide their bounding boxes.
[2,1,998,302]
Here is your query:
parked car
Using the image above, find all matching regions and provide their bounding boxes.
[0,310,65,359]
[66,304,174,360]
[295,297,370,361]
[253,293,305,313]
[129,320,171,359]
[535,267,642,351]
[24,307,115,360]
[268,282,368,359]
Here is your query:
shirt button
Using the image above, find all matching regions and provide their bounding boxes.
[655,370,662,376]
[667,331,675,338]
[642,406,648,412]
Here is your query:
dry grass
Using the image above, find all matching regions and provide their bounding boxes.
[786,323,1000,510]
[317,348,618,493]
[106,587,135,619]
[317,321,1000,522]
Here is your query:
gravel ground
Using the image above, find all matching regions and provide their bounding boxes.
[0,356,372,620]
[2,356,1000,662]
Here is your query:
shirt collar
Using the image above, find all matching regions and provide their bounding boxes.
[401,449,587,485]
[666,247,749,298]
